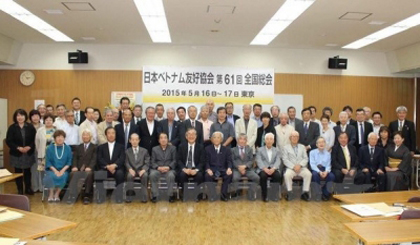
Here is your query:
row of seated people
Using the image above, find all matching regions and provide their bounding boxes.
[43,122,412,204]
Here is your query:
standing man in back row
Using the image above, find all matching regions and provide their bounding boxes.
[389,106,416,155]
[295,108,319,152]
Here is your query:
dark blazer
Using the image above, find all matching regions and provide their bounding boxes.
[336,118,356,126]
[255,125,277,148]
[205,144,233,172]
[73,110,86,126]
[96,142,126,170]
[333,124,357,146]
[358,145,385,172]
[115,121,139,149]
[137,119,161,155]
[389,120,417,152]
[289,118,303,129]
[332,144,359,172]
[160,119,181,147]
[179,119,204,145]
[295,121,320,149]
[72,143,97,170]
[351,121,373,150]
[177,143,205,172]
[6,123,36,157]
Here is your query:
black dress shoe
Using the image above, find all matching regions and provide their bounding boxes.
[321,194,330,201]
[301,192,310,201]
[151,196,158,203]
[220,195,229,202]
[83,197,90,205]
[285,191,294,201]
[169,196,176,203]
[25,189,34,195]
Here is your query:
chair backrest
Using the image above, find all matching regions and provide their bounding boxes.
[400,210,420,220]
[0,194,30,211]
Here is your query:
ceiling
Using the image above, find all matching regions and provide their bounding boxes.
[0,0,420,52]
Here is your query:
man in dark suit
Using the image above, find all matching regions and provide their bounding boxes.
[96,127,126,203]
[351,108,373,151]
[115,109,139,149]
[204,131,233,201]
[287,106,303,129]
[68,129,97,204]
[71,97,86,126]
[334,111,357,146]
[177,128,205,201]
[295,107,320,151]
[137,106,161,155]
[225,102,240,147]
[117,97,133,123]
[180,105,204,145]
[358,132,386,191]
[160,108,180,147]
[389,106,417,154]
[331,132,364,184]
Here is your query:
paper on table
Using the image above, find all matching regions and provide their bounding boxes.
[341,202,404,217]
[0,169,12,178]
[0,237,19,245]
[0,210,24,223]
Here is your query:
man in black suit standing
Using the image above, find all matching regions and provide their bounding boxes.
[117,97,132,123]
[71,97,86,126]
[160,107,180,147]
[137,106,161,155]
[389,106,416,154]
[358,132,386,191]
[204,131,233,201]
[352,108,373,151]
[295,107,320,152]
[96,127,126,203]
[177,128,205,201]
[115,109,139,149]
[180,105,204,145]
[334,111,357,146]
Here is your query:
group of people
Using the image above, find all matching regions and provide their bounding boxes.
[5,96,416,204]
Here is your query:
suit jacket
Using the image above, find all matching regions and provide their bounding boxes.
[295,121,320,149]
[358,145,385,172]
[73,110,86,126]
[125,146,150,172]
[115,121,139,149]
[97,121,119,145]
[160,119,180,147]
[177,143,205,171]
[72,143,97,170]
[331,144,359,172]
[288,118,303,129]
[137,119,161,155]
[333,124,357,146]
[151,145,177,170]
[351,121,373,150]
[228,114,240,147]
[6,123,36,157]
[231,145,254,170]
[179,119,204,145]
[205,145,233,172]
[281,144,308,170]
[255,125,277,148]
[389,120,417,152]
[96,142,126,170]
[336,118,356,126]
[235,118,258,153]
[256,146,282,173]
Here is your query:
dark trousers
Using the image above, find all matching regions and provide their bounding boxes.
[359,171,386,191]
[69,171,94,197]
[204,171,232,197]
[15,167,31,193]
[178,171,204,186]
[311,171,335,196]
[95,169,125,201]
[333,169,365,184]
[259,171,281,198]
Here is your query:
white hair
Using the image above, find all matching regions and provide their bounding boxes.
[211,131,224,141]
[279,112,289,119]
[368,132,378,139]
[396,106,408,113]
[339,111,348,118]
[82,129,92,136]
[264,132,275,140]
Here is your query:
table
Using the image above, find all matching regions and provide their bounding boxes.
[0,173,23,193]
[0,206,77,239]
[333,190,420,205]
[345,220,420,245]
[22,241,105,245]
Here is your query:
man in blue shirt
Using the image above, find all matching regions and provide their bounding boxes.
[310,136,335,201]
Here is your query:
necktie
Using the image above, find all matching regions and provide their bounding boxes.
[168,123,173,140]
[343,147,350,170]
[191,121,195,128]
[75,112,79,124]
[125,124,129,148]
[304,123,308,135]
[84,144,88,152]
[240,147,245,160]
[370,147,374,160]
[187,146,193,169]
[360,123,364,145]
[134,148,138,161]
[399,121,402,131]
[293,146,298,156]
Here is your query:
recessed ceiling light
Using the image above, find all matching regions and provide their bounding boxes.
[0,0,73,42]
[369,20,386,25]
[343,13,420,49]
[250,0,316,45]
[81,37,96,41]
[44,9,63,15]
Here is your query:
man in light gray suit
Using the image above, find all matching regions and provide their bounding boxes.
[125,133,150,203]
[256,133,282,202]
[231,133,260,196]
[150,132,177,203]
[282,131,312,201]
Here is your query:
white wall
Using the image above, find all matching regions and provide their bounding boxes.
[0,43,412,78]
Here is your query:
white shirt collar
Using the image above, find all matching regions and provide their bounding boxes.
[108,141,115,146]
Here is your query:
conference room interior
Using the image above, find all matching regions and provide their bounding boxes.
[1,0,420,245]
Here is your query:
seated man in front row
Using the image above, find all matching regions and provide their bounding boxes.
[282,131,312,201]
[205,131,233,201]
[256,133,282,202]
[150,132,177,203]
[68,129,96,205]
[125,133,149,203]
[177,128,205,202]
[96,127,126,203]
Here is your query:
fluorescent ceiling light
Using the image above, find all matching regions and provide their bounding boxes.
[133,0,171,43]
[343,13,420,49]
[0,0,73,42]
[251,0,316,45]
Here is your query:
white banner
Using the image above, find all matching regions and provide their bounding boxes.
[142,66,274,104]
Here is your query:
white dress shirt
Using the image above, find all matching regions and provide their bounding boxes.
[59,122,79,146]
[266,146,273,162]
[358,122,365,144]
[199,119,213,141]
[187,143,196,168]
[108,141,115,159]
[147,120,154,135]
